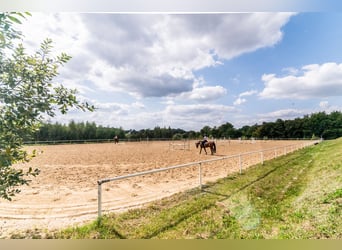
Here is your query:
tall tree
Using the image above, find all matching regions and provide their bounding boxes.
[200,125,212,138]
[217,122,235,138]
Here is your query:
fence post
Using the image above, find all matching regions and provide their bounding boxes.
[98,181,102,218]
[239,154,242,174]
[198,162,202,190]
[260,151,264,165]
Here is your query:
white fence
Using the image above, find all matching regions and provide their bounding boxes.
[24,138,185,145]
[97,140,319,217]
[169,139,191,150]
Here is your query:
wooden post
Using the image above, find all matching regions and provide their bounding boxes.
[239,154,242,174]
[198,163,202,190]
[98,182,102,218]
[260,151,264,165]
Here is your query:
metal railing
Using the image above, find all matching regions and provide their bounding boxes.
[23,138,185,145]
[97,140,319,217]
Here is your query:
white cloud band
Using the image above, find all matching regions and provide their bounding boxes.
[260,62,342,99]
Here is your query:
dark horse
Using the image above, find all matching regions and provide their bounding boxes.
[113,136,119,144]
[195,140,216,155]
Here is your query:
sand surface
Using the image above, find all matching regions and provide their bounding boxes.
[0,139,311,238]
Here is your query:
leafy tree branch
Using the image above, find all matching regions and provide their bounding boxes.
[0,12,94,200]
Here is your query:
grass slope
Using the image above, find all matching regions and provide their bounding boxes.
[13,138,342,239]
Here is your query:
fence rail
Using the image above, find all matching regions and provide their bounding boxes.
[97,140,320,217]
[24,137,319,145]
[23,138,188,145]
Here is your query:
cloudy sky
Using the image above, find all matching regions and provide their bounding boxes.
[16,12,342,131]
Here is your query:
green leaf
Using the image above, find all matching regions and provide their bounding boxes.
[8,15,22,24]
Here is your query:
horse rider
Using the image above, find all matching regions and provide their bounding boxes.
[202,135,208,147]
[114,135,118,143]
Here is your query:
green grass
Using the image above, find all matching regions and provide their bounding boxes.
[13,138,342,239]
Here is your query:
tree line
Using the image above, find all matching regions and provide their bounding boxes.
[31,121,193,142]
[202,111,342,140]
[30,111,342,143]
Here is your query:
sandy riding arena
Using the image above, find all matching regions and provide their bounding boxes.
[0,139,312,237]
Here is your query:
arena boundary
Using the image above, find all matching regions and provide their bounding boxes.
[97,140,319,217]
[169,139,190,151]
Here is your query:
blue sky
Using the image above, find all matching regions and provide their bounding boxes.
[15,12,342,131]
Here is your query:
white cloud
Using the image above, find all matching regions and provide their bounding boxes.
[319,101,330,109]
[18,13,293,100]
[18,13,90,59]
[257,108,306,121]
[317,101,342,113]
[282,67,300,76]
[233,97,247,106]
[260,62,342,99]
[164,104,237,130]
[180,85,228,102]
[132,101,145,109]
[52,102,237,130]
[239,90,258,97]
[233,89,257,106]
[15,13,299,130]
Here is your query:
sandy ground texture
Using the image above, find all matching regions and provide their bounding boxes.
[0,139,312,238]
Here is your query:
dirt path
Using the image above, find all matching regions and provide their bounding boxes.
[0,140,309,238]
